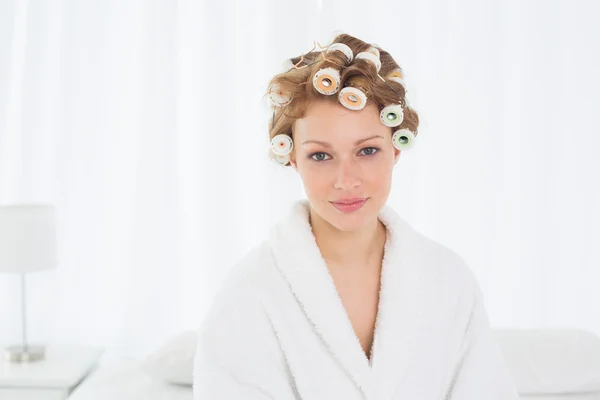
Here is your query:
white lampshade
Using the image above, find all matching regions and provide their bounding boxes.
[0,204,57,274]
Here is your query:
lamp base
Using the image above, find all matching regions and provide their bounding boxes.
[4,345,45,363]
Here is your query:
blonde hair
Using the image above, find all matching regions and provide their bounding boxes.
[264,33,420,166]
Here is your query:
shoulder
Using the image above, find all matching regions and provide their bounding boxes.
[381,205,480,296]
[406,224,482,299]
[402,226,489,340]
[193,244,292,390]
[195,241,284,363]
[201,241,274,329]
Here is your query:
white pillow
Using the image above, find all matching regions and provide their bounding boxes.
[140,330,198,386]
[493,328,600,394]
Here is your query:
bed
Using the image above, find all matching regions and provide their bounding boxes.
[67,328,600,399]
[67,360,600,400]
[522,396,600,400]
[68,359,192,400]
[68,360,600,400]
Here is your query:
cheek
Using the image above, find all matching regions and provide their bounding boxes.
[365,156,394,186]
[298,164,329,189]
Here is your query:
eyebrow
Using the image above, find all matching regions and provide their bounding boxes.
[301,134,384,148]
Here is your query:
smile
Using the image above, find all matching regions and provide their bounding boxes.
[330,198,368,213]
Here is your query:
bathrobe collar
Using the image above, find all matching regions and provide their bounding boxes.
[268,199,430,400]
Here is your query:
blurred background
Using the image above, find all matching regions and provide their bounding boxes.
[0,0,599,363]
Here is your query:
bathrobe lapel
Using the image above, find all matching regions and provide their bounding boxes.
[268,200,429,400]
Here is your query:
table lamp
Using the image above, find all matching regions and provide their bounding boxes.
[0,204,57,363]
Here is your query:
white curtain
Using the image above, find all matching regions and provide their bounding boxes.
[1,0,598,359]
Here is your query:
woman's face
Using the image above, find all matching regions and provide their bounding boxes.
[290,100,401,233]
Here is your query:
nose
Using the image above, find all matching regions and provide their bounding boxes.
[333,159,361,190]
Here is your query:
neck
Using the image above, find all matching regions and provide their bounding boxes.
[309,206,386,269]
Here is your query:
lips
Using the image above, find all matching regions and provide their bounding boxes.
[330,198,368,213]
[332,198,367,205]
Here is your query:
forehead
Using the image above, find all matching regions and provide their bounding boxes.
[293,100,388,143]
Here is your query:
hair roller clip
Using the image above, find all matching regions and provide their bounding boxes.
[270,134,293,156]
[326,43,354,62]
[392,128,416,150]
[269,149,290,166]
[267,82,292,107]
[313,67,341,95]
[290,41,331,70]
[281,58,294,73]
[338,86,367,111]
[380,104,404,127]
[355,51,381,72]
[387,69,406,88]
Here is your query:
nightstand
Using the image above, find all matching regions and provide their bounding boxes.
[0,345,103,400]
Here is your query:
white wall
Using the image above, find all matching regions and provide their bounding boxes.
[0,0,598,359]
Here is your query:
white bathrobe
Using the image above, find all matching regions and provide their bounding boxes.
[193,200,519,399]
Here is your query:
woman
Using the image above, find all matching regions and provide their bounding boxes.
[193,33,519,399]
